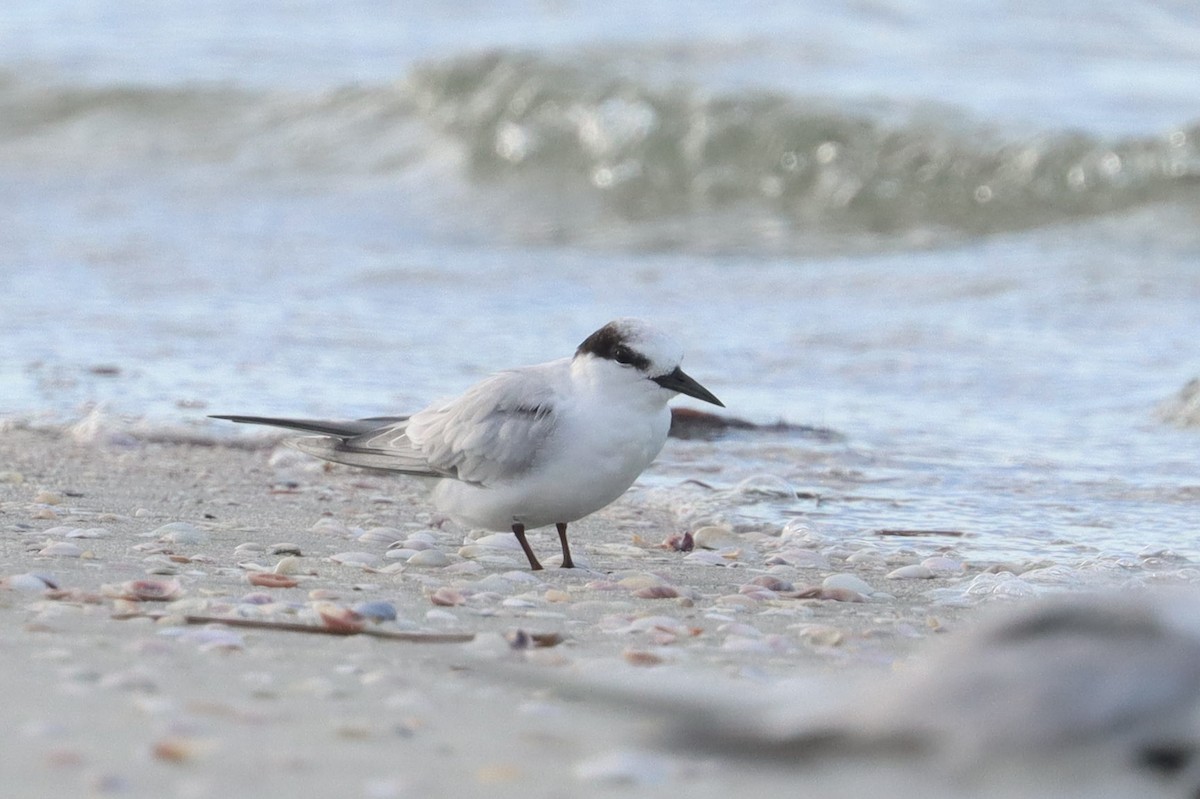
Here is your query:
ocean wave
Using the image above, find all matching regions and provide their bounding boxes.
[2,51,1197,249]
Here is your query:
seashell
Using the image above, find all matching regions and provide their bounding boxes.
[922,556,966,575]
[633,585,680,600]
[822,573,875,595]
[66,527,110,539]
[308,588,340,600]
[737,586,777,601]
[661,532,694,552]
[384,548,418,561]
[714,593,759,609]
[795,624,845,646]
[310,518,352,536]
[34,491,64,505]
[623,649,665,667]
[38,541,83,557]
[105,578,184,601]
[404,530,439,544]
[248,572,298,589]
[313,602,365,633]
[544,589,571,603]
[356,527,404,546]
[352,600,398,623]
[32,508,58,519]
[273,556,303,575]
[270,543,302,556]
[692,526,740,550]
[819,587,867,603]
[406,549,450,568]
[429,587,465,607]
[617,574,666,590]
[887,564,935,580]
[234,542,265,554]
[153,522,206,545]
[3,572,57,592]
[398,539,434,551]
[748,575,794,592]
[178,627,245,651]
[238,592,275,605]
[328,551,381,568]
[151,736,213,763]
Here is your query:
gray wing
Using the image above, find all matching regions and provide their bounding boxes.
[408,366,560,484]
[302,366,560,485]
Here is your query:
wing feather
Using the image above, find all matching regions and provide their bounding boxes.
[402,366,559,485]
[214,364,561,485]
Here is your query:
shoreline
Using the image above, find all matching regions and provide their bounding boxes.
[1,426,1190,797]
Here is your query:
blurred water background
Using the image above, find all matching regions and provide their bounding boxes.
[2,1,1198,568]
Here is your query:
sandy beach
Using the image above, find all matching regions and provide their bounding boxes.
[1,423,1028,799]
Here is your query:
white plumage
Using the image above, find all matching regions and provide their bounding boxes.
[213,318,723,570]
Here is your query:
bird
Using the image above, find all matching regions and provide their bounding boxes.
[211,318,724,570]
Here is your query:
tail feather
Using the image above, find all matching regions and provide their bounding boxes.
[209,414,406,438]
[211,413,445,478]
[291,436,446,477]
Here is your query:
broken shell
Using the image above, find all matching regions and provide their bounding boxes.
[819,587,867,603]
[747,575,794,591]
[616,574,666,591]
[313,602,365,633]
[632,585,680,600]
[429,587,465,607]
[104,578,184,601]
[661,532,694,552]
[623,649,665,667]
[248,572,298,589]
[151,736,213,763]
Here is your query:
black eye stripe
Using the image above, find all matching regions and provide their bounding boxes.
[575,323,651,371]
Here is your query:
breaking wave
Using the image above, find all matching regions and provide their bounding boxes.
[3,50,1197,251]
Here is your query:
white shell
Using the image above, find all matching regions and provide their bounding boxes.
[822,573,875,595]
[154,522,207,545]
[406,549,450,568]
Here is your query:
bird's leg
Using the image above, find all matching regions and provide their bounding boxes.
[556,522,575,569]
[511,523,543,571]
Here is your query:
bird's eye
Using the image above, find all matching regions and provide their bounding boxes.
[613,345,634,365]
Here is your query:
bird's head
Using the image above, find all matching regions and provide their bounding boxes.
[573,318,724,408]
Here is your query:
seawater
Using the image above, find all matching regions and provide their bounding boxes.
[1,1,1198,568]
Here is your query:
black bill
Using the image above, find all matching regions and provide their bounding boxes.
[652,366,725,407]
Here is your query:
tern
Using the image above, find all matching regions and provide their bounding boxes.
[212,318,723,570]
